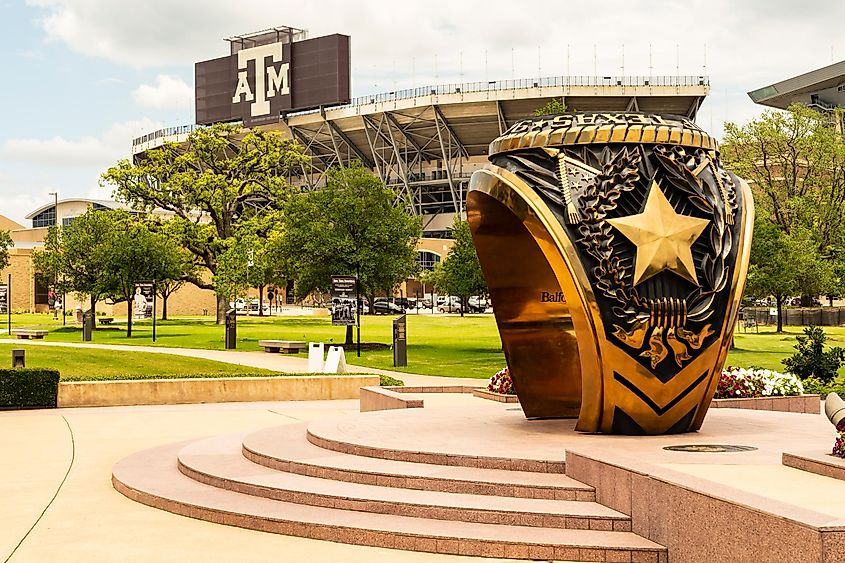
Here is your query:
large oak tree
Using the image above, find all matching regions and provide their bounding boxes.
[101,123,308,322]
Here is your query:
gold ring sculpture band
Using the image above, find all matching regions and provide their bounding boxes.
[467,113,753,435]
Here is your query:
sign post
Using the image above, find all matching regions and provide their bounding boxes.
[0,277,9,335]
[152,281,157,342]
[331,274,358,356]
[133,281,155,341]
[393,314,407,367]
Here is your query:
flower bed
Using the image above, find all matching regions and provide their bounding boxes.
[487,367,514,395]
[834,421,845,459]
[715,367,804,399]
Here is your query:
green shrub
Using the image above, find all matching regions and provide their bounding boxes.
[379,374,405,387]
[783,326,845,384]
[0,368,60,408]
[801,376,830,397]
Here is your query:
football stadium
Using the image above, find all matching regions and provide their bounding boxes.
[132,25,710,240]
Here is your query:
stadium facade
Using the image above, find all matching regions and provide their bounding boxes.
[749,59,845,131]
[132,27,710,239]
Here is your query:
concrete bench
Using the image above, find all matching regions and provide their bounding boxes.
[258,340,307,354]
[11,330,49,340]
[99,317,114,325]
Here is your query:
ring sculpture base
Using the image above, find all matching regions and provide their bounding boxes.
[467,113,753,435]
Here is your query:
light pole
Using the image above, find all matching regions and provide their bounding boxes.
[48,192,58,320]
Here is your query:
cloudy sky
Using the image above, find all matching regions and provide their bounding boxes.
[0,0,842,225]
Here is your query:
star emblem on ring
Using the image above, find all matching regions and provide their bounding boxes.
[606,181,710,286]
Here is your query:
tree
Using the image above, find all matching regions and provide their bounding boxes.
[438,218,488,316]
[534,98,569,116]
[33,210,117,316]
[745,219,834,332]
[278,164,421,343]
[0,230,13,271]
[97,213,189,337]
[34,209,187,336]
[722,105,845,251]
[101,122,309,323]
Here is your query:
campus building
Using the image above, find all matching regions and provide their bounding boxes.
[0,199,219,315]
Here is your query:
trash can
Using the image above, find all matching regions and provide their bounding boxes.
[225,309,237,349]
[11,349,24,368]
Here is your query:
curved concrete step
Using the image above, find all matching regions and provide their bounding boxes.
[306,426,567,473]
[180,433,627,531]
[113,441,666,562]
[243,424,594,500]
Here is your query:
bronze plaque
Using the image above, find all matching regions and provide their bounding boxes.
[468,113,753,435]
[195,34,350,127]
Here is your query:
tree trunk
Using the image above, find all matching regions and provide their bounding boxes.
[776,294,784,333]
[258,285,265,317]
[216,294,228,324]
[127,299,133,338]
[161,293,168,321]
[89,294,97,318]
[345,324,353,345]
[460,296,465,317]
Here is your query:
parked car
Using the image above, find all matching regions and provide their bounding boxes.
[789,297,822,307]
[467,296,491,313]
[372,300,405,315]
[438,296,464,314]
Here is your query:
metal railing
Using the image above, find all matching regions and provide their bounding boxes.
[289,74,709,117]
[132,74,709,147]
[132,124,200,148]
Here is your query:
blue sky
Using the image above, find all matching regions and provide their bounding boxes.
[0,0,843,225]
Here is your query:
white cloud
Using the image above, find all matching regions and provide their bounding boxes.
[0,118,160,168]
[22,0,845,133]
[0,118,164,223]
[132,75,193,109]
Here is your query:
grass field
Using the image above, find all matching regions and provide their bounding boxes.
[0,344,275,380]
[3,313,843,379]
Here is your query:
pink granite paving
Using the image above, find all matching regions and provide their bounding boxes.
[243,423,594,499]
[305,400,835,468]
[113,441,664,560]
[178,431,624,529]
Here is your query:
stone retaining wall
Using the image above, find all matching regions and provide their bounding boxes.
[58,375,379,408]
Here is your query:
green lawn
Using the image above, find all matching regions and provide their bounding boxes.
[0,344,274,380]
[4,313,844,379]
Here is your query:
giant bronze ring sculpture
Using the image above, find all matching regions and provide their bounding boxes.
[467,113,753,435]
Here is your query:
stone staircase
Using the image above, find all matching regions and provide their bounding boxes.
[113,422,667,562]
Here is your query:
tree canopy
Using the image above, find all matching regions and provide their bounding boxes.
[0,230,13,271]
[101,122,308,321]
[278,164,421,299]
[33,209,186,334]
[722,104,845,252]
[745,218,834,331]
[534,98,569,116]
[438,218,487,316]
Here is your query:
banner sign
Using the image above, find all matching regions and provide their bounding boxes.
[0,284,7,315]
[331,275,357,326]
[133,281,155,320]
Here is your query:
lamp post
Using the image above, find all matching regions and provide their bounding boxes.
[48,192,58,320]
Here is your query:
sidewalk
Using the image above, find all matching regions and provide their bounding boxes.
[0,400,496,563]
[0,340,484,388]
